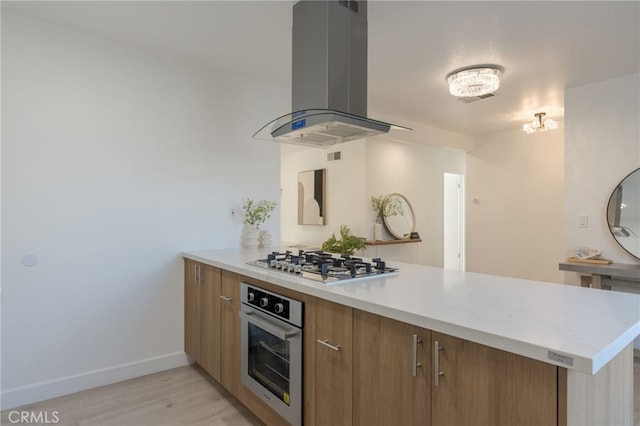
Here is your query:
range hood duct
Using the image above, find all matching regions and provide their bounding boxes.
[254,0,409,147]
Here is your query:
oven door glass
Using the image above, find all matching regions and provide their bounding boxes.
[240,305,302,409]
[247,321,292,405]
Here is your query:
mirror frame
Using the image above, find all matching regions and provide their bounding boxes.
[383,193,416,239]
[606,167,640,261]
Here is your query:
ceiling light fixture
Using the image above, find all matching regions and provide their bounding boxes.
[522,112,559,134]
[446,65,504,97]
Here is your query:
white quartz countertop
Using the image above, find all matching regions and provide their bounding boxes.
[183,248,640,375]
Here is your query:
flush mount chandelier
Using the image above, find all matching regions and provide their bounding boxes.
[523,112,559,134]
[446,65,504,97]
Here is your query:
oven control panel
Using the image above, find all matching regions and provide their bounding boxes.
[240,282,303,327]
[247,287,290,318]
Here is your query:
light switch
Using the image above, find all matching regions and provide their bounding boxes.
[578,215,588,228]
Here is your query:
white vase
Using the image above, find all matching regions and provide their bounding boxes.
[259,230,273,248]
[374,222,383,240]
[242,224,260,248]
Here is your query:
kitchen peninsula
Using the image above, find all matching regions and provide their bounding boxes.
[183,248,640,426]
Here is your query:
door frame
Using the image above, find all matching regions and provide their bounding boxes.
[443,172,465,271]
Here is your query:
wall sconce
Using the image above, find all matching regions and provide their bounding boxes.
[523,112,559,134]
[446,65,504,97]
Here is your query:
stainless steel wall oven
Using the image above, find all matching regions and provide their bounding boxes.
[239,282,303,425]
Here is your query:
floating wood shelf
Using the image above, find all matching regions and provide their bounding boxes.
[364,239,422,246]
[567,257,613,265]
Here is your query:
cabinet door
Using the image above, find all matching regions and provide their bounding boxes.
[184,259,202,361]
[431,332,558,426]
[220,270,240,397]
[200,264,221,381]
[314,298,353,426]
[353,310,431,426]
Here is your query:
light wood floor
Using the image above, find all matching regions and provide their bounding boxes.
[1,365,263,426]
[3,358,640,426]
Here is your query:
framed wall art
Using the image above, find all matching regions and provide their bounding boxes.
[298,169,326,225]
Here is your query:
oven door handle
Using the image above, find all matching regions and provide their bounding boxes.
[239,310,301,340]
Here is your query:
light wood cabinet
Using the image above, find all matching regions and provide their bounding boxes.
[200,264,222,380]
[220,269,240,397]
[184,260,238,393]
[184,259,202,361]
[185,262,565,426]
[353,310,431,426]
[431,331,558,426]
[313,297,353,426]
[184,260,222,380]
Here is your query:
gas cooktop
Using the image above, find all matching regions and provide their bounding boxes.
[247,250,399,283]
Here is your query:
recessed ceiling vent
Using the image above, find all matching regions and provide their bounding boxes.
[458,93,496,104]
[254,0,409,148]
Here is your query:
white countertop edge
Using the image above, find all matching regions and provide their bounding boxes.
[592,323,640,373]
[182,250,640,375]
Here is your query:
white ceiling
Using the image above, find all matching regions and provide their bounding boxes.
[3,1,639,136]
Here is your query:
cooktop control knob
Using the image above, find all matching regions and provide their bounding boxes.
[260,297,269,308]
[247,292,255,302]
[274,302,284,314]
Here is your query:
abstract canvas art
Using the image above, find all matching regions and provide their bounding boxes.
[298,169,326,225]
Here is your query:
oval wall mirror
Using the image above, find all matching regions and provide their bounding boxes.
[383,193,415,239]
[606,167,640,260]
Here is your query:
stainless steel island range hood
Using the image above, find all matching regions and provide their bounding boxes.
[254,0,409,148]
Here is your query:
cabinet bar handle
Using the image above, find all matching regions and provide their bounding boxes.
[412,334,422,377]
[434,340,444,385]
[317,339,341,351]
[195,264,201,284]
[219,295,232,302]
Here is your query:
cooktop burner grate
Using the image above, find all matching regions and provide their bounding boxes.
[247,250,399,283]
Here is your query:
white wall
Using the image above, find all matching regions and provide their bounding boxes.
[564,73,640,280]
[280,140,368,245]
[466,126,565,283]
[1,13,286,408]
[365,138,466,266]
[564,73,640,350]
[280,120,468,266]
[369,110,474,152]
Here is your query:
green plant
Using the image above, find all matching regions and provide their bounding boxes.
[321,225,366,255]
[370,195,404,220]
[242,198,277,227]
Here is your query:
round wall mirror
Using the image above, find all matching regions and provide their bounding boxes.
[606,168,640,260]
[383,193,415,239]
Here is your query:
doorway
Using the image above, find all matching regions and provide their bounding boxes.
[443,173,465,271]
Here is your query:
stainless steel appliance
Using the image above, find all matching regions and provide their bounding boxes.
[247,250,399,284]
[253,0,409,147]
[239,282,303,425]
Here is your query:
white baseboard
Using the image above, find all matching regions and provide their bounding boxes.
[1,351,191,410]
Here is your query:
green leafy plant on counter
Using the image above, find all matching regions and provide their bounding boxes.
[370,195,404,222]
[242,198,277,228]
[321,225,366,256]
